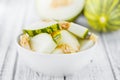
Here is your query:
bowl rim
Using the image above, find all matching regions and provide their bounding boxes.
[16,33,98,56]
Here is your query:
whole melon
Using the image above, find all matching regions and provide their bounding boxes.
[84,0,120,32]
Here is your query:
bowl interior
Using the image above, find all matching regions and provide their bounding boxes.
[16,33,98,55]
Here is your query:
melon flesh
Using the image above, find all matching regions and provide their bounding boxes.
[24,20,57,30]
[58,30,80,53]
[36,0,85,21]
[68,22,88,39]
[31,33,57,53]
[79,40,94,51]
[59,22,88,39]
[52,48,64,54]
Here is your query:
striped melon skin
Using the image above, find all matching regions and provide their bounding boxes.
[84,0,120,32]
[23,23,60,37]
[51,30,62,44]
[68,22,88,39]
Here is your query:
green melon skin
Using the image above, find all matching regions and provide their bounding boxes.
[68,22,89,39]
[84,0,120,32]
[23,24,60,37]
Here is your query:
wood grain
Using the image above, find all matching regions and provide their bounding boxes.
[0,0,27,80]
[102,31,120,80]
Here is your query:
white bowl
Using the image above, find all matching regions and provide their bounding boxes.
[16,34,98,76]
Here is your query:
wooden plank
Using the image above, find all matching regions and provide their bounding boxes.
[1,43,17,80]
[0,1,27,80]
[0,1,7,38]
[15,63,64,80]
[0,0,9,70]
[102,30,120,80]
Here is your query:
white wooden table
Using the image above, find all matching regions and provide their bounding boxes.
[0,0,120,80]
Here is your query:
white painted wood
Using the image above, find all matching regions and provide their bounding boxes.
[0,1,27,80]
[1,44,17,80]
[0,2,11,71]
[102,30,120,80]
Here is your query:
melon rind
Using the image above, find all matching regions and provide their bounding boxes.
[68,23,88,39]
[23,23,60,37]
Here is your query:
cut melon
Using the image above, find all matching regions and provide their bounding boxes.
[52,48,64,54]
[31,33,57,53]
[79,34,96,51]
[35,0,85,21]
[59,22,88,39]
[58,30,80,54]
[79,40,94,51]
[23,21,60,37]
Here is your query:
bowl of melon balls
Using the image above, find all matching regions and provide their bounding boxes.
[16,20,98,76]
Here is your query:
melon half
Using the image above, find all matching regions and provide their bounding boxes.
[36,0,85,21]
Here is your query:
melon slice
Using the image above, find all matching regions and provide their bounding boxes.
[36,0,85,21]
[59,22,88,39]
[58,30,80,54]
[52,48,64,54]
[79,40,94,51]
[79,34,96,51]
[23,21,60,37]
[31,33,57,53]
